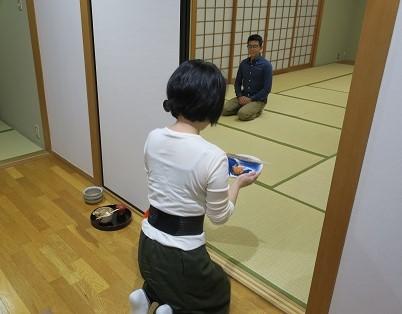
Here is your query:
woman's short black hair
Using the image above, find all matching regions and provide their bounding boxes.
[163,59,226,125]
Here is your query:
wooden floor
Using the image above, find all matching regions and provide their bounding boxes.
[0,155,283,314]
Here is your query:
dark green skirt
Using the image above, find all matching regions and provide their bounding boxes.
[138,231,230,314]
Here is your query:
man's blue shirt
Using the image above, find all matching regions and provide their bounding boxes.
[234,55,273,103]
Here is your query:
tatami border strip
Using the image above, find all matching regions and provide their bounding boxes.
[263,109,342,130]
[206,243,308,308]
[271,154,337,188]
[217,122,330,158]
[302,72,353,86]
[255,180,326,214]
[275,93,346,109]
[307,84,349,93]
[274,72,353,93]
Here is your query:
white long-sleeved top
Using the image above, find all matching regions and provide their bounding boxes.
[141,127,235,251]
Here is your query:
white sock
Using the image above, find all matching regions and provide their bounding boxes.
[155,304,173,314]
[129,289,150,314]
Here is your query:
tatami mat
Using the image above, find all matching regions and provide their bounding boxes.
[310,74,352,92]
[0,130,42,161]
[225,64,353,100]
[0,120,12,132]
[267,94,345,128]
[280,86,349,108]
[219,113,341,156]
[272,63,353,93]
[275,157,336,211]
[202,125,322,186]
[205,183,324,305]
[211,63,350,306]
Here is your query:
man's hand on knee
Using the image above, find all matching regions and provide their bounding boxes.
[238,96,252,106]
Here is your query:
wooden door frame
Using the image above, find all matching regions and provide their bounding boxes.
[26,0,51,152]
[79,0,103,185]
[79,0,400,312]
[306,0,400,312]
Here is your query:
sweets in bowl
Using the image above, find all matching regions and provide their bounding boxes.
[227,153,263,177]
[93,204,127,224]
[90,204,132,231]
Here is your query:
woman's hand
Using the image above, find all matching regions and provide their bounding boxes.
[235,171,260,188]
[228,171,261,205]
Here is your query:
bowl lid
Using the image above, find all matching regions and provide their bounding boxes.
[83,186,103,196]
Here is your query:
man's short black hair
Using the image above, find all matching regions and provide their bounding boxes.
[163,59,226,125]
[247,34,263,47]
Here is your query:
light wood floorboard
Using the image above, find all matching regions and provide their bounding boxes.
[0,155,283,314]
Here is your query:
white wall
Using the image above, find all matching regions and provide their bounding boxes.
[91,1,179,210]
[34,0,93,176]
[315,0,366,65]
[330,5,402,314]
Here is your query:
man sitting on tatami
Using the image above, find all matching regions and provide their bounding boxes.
[222,34,273,121]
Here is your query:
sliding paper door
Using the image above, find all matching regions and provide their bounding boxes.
[191,0,322,80]
[91,0,180,209]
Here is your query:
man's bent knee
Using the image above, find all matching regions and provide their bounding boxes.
[238,112,257,121]
[221,108,236,116]
[222,104,239,116]
[238,106,263,121]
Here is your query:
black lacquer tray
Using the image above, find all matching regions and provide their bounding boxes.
[90,204,132,231]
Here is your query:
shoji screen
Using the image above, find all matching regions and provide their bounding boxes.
[191,0,322,79]
[35,0,93,176]
[265,0,297,71]
[92,1,179,210]
[194,0,234,78]
[289,0,319,67]
[232,0,269,78]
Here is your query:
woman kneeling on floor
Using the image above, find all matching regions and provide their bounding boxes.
[130,59,260,314]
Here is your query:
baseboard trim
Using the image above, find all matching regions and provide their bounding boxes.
[0,150,48,169]
[337,60,355,65]
[50,151,95,184]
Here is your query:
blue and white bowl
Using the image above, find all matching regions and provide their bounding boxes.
[227,154,263,177]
